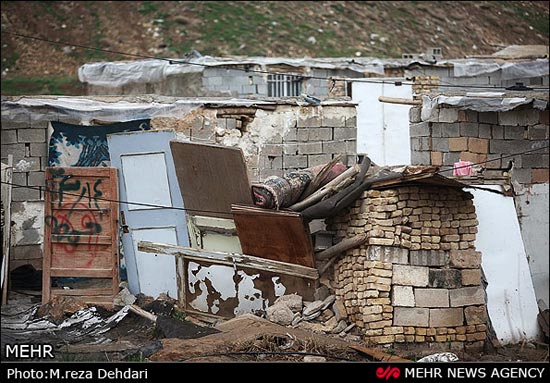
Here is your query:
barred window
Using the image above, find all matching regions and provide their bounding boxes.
[267,74,302,97]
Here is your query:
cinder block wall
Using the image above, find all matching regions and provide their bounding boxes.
[409,105,549,185]
[326,186,487,352]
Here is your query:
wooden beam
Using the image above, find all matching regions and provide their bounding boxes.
[128,304,157,322]
[316,234,368,261]
[138,241,319,280]
[378,96,421,106]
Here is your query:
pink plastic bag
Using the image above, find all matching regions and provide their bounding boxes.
[453,161,474,176]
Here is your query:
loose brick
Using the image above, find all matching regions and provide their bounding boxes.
[393,265,429,287]
[461,269,481,286]
[415,288,449,307]
[393,307,429,327]
[429,269,461,289]
[392,286,415,307]
[429,308,464,327]
[464,305,487,325]
[449,286,485,307]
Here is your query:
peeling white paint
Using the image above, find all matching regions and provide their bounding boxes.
[272,276,286,299]
[11,201,44,246]
[234,270,264,316]
[187,262,237,314]
[15,159,33,172]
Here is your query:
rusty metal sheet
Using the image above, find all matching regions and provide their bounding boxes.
[231,204,316,268]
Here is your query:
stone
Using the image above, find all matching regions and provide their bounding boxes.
[332,299,348,321]
[339,323,356,337]
[303,311,323,321]
[461,269,481,286]
[302,300,324,316]
[303,356,327,362]
[449,287,485,307]
[429,269,462,288]
[392,286,415,307]
[322,316,338,332]
[429,308,464,327]
[464,305,488,325]
[415,288,449,307]
[320,308,334,322]
[291,313,302,326]
[321,295,336,310]
[392,265,429,287]
[266,303,294,326]
[314,285,330,301]
[274,294,303,313]
[114,287,137,307]
[331,320,348,334]
[393,307,429,327]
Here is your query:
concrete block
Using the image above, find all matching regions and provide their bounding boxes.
[478,124,492,139]
[12,187,41,201]
[345,116,357,128]
[491,125,504,139]
[283,155,307,169]
[297,114,321,128]
[459,123,478,137]
[11,244,42,260]
[411,150,430,165]
[12,172,27,187]
[449,287,485,307]
[443,152,460,166]
[449,249,481,269]
[431,123,442,138]
[439,108,459,123]
[429,308,464,327]
[345,140,356,153]
[1,130,17,144]
[531,169,550,184]
[478,112,498,125]
[393,307,429,327]
[504,126,526,140]
[392,286,415,307]
[410,250,448,266]
[449,137,468,152]
[410,122,430,137]
[464,305,487,325]
[323,141,347,154]
[409,107,422,123]
[512,168,532,184]
[411,137,431,151]
[429,269,461,289]
[308,154,333,167]
[441,123,460,138]
[298,142,322,155]
[490,139,530,154]
[1,143,26,162]
[30,143,47,157]
[17,129,46,143]
[461,269,481,286]
[367,246,408,264]
[527,124,549,140]
[284,128,298,142]
[393,265,429,287]
[262,144,283,157]
[28,171,45,186]
[468,138,489,154]
[520,154,547,169]
[415,288,449,307]
[498,110,539,126]
[321,113,346,128]
[333,127,355,140]
[308,127,332,141]
[432,138,449,152]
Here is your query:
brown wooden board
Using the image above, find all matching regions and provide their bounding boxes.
[231,204,315,268]
[169,141,252,218]
[42,167,119,306]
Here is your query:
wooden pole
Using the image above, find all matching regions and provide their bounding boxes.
[378,96,421,105]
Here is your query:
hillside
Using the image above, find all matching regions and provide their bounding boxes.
[1,1,548,95]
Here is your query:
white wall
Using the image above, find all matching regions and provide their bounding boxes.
[515,183,549,306]
[352,80,412,165]
[471,186,540,344]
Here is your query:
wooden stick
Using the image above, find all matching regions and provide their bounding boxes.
[289,164,360,211]
[378,96,421,106]
[301,155,342,199]
[316,234,368,261]
[318,234,368,275]
[128,304,158,322]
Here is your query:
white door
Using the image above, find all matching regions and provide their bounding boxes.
[107,130,189,298]
[353,79,413,165]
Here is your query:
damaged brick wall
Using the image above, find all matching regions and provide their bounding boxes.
[409,104,549,185]
[326,185,487,352]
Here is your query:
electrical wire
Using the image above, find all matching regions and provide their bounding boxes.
[3,30,549,91]
[1,145,547,213]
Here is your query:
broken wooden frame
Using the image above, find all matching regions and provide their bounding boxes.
[42,167,119,307]
[138,241,319,318]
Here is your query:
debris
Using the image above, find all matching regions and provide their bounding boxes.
[321,295,336,310]
[154,316,220,339]
[303,355,326,362]
[314,285,331,301]
[303,300,325,317]
[338,323,356,337]
[332,299,348,321]
[331,320,347,334]
[418,352,460,362]
[266,304,295,326]
[128,304,157,322]
[319,308,334,322]
[274,294,303,313]
[114,288,136,307]
[351,344,411,362]
[36,296,88,324]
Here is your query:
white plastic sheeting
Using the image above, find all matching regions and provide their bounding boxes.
[470,185,540,344]
[452,58,549,79]
[421,94,548,121]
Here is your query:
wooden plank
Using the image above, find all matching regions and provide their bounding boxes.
[138,241,319,280]
[170,141,252,218]
[129,304,158,322]
[316,234,368,261]
[351,344,411,362]
[231,204,316,268]
[378,95,422,106]
[43,167,119,304]
[49,268,114,278]
[1,155,13,304]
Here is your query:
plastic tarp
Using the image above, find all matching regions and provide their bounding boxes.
[421,94,548,121]
[453,58,549,79]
